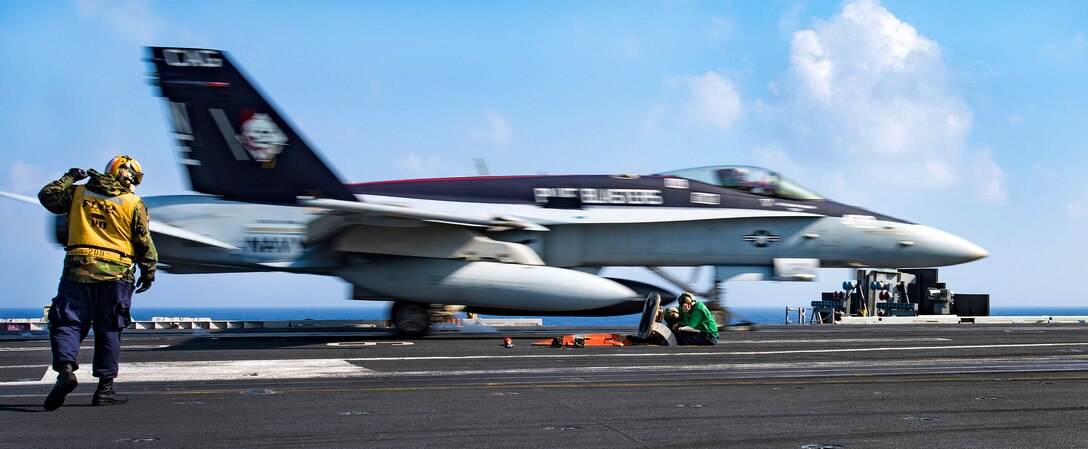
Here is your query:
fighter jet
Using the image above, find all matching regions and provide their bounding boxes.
[4,47,990,336]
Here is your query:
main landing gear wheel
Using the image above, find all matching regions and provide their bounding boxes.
[708,305,755,331]
[637,292,662,341]
[633,293,675,346]
[712,309,730,329]
[391,301,431,338]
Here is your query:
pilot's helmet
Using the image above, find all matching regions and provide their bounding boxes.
[717,167,749,185]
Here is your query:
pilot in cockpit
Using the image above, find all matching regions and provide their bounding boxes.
[716,167,749,190]
[751,174,778,196]
[717,167,780,196]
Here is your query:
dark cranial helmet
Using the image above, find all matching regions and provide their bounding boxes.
[678,292,696,306]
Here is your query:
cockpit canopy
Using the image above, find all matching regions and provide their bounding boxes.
[659,165,823,201]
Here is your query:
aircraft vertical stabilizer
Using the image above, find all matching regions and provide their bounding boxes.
[147,47,355,203]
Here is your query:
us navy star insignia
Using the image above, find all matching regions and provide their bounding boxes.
[743,230,780,247]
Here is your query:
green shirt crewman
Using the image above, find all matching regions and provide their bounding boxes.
[672,292,719,345]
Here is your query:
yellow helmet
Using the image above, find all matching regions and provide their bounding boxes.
[105,155,144,186]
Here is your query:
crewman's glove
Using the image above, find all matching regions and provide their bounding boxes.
[66,168,88,182]
[135,272,154,294]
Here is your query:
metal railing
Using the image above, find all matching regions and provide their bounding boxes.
[785,307,807,325]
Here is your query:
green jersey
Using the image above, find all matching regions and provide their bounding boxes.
[678,301,719,337]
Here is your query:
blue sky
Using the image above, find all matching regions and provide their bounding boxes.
[1,0,1086,310]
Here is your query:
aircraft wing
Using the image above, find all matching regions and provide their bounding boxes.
[300,197,549,232]
[300,197,547,265]
[0,191,38,205]
[4,190,240,252]
[149,221,239,250]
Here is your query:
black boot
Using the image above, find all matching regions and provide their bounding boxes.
[44,363,78,411]
[91,378,128,406]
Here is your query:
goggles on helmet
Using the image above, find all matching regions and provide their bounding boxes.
[106,155,143,185]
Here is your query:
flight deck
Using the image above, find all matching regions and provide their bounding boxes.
[2,323,1087,448]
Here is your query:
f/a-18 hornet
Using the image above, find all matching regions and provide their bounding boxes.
[16,47,992,336]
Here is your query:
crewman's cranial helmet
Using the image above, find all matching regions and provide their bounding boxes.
[678,292,696,306]
[106,155,143,187]
[664,306,681,325]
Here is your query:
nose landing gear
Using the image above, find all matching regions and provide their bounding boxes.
[646,266,755,331]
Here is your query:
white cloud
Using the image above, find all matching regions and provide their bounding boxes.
[1069,201,1088,220]
[839,0,938,71]
[667,71,743,132]
[391,153,467,179]
[752,146,798,175]
[772,0,1002,202]
[707,16,733,41]
[778,3,808,35]
[1069,187,1088,221]
[923,160,955,187]
[976,151,1007,203]
[787,0,957,157]
[6,161,51,196]
[790,30,834,104]
[76,0,166,42]
[75,0,211,46]
[470,109,513,147]
[1045,32,1087,61]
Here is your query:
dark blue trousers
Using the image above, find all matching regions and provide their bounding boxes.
[48,280,133,379]
[675,331,718,346]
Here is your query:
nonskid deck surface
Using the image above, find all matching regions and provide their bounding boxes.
[2,324,1087,448]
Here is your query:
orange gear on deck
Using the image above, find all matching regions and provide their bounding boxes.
[532,333,628,347]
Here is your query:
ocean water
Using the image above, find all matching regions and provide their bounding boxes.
[4,306,1088,326]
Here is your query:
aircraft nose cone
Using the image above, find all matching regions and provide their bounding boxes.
[962,241,990,261]
[912,225,989,266]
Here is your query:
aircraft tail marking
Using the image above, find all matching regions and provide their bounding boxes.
[148,47,356,203]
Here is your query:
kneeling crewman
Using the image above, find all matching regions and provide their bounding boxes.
[38,156,157,411]
[671,292,719,345]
